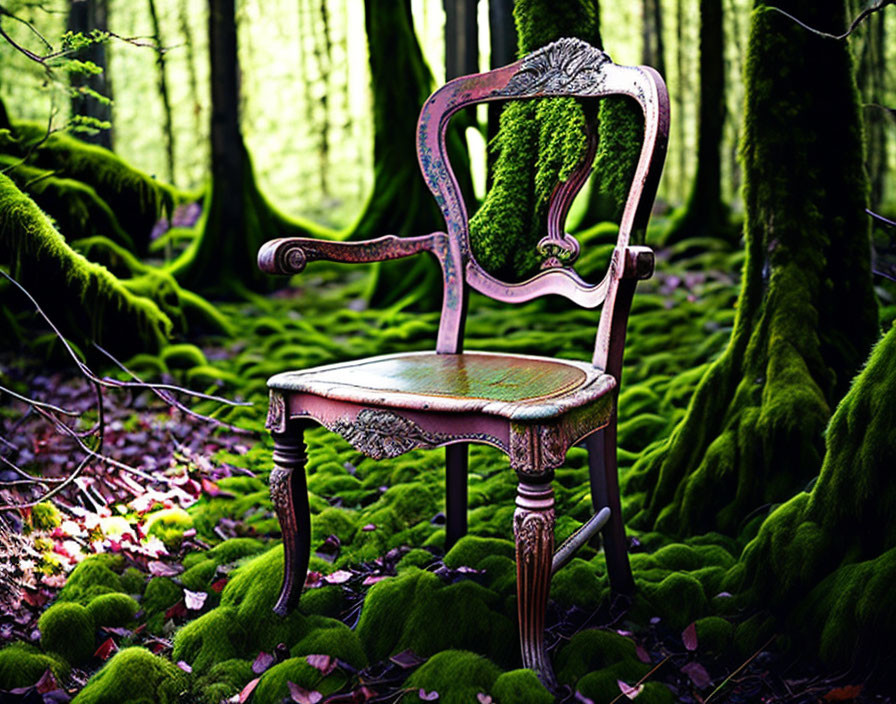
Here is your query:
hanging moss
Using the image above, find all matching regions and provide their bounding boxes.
[468,0,642,280]
[0,173,173,353]
[625,0,879,537]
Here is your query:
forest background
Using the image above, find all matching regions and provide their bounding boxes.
[1,0,896,703]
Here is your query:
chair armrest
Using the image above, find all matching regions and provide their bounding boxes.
[258,233,449,275]
[620,245,654,280]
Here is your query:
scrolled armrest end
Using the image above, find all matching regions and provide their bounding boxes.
[258,239,308,275]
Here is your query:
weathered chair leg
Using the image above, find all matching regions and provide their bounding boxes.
[270,421,311,616]
[445,443,468,550]
[514,480,558,690]
[586,415,635,595]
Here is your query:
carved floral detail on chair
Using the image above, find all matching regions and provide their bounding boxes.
[266,391,287,433]
[494,37,610,98]
[329,409,450,460]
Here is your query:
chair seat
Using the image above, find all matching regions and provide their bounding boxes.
[268,351,616,421]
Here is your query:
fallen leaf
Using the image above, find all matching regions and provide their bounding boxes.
[574,692,595,704]
[287,681,323,703]
[34,668,59,694]
[93,637,117,661]
[824,684,864,701]
[306,654,337,676]
[617,680,644,700]
[252,651,275,675]
[681,661,712,689]
[362,575,391,586]
[389,649,425,669]
[418,689,439,701]
[324,570,353,584]
[476,694,492,704]
[682,622,698,651]
[176,660,193,673]
[148,560,183,577]
[210,577,229,592]
[361,524,376,531]
[184,589,208,610]
[238,677,260,703]
[635,645,651,664]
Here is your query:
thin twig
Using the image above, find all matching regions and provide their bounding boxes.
[868,209,896,228]
[0,382,80,416]
[765,1,894,41]
[704,634,777,703]
[606,655,672,704]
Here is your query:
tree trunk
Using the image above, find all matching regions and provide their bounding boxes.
[662,0,729,243]
[444,0,479,80]
[487,0,517,186]
[626,0,879,537]
[356,0,474,306]
[641,0,666,79]
[147,0,176,185]
[67,0,112,150]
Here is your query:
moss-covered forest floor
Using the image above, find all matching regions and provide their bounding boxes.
[1,234,892,703]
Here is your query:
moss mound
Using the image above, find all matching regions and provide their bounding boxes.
[0,642,68,690]
[39,601,96,666]
[405,650,502,704]
[491,669,554,704]
[71,647,189,704]
[86,593,139,628]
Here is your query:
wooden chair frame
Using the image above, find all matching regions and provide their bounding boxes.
[258,37,669,688]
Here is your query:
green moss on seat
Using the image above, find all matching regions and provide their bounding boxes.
[491,669,554,703]
[291,622,368,668]
[0,642,68,690]
[86,593,139,628]
[71,647,189,704]
[39,601,96,666]
[405,650,502,704]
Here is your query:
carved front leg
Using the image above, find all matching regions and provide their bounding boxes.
[270,423,310,616]
[514,481,558,690]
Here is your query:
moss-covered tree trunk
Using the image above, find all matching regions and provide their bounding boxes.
[729,320,896,668]
[357,0,474,307]
[626,0,879,537]
[170,0,325,296]
[662,0,729,243]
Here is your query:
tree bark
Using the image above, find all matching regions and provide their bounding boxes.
[67,0,112,150]
[627,0,879,537]
[662,0,729,243]
[444,0,479,80]
[147,0,175,185]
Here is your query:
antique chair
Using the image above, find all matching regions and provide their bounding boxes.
[258,37,669,688]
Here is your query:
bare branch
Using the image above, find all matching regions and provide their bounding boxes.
[868,209,896,228]
[765,0,894,41]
